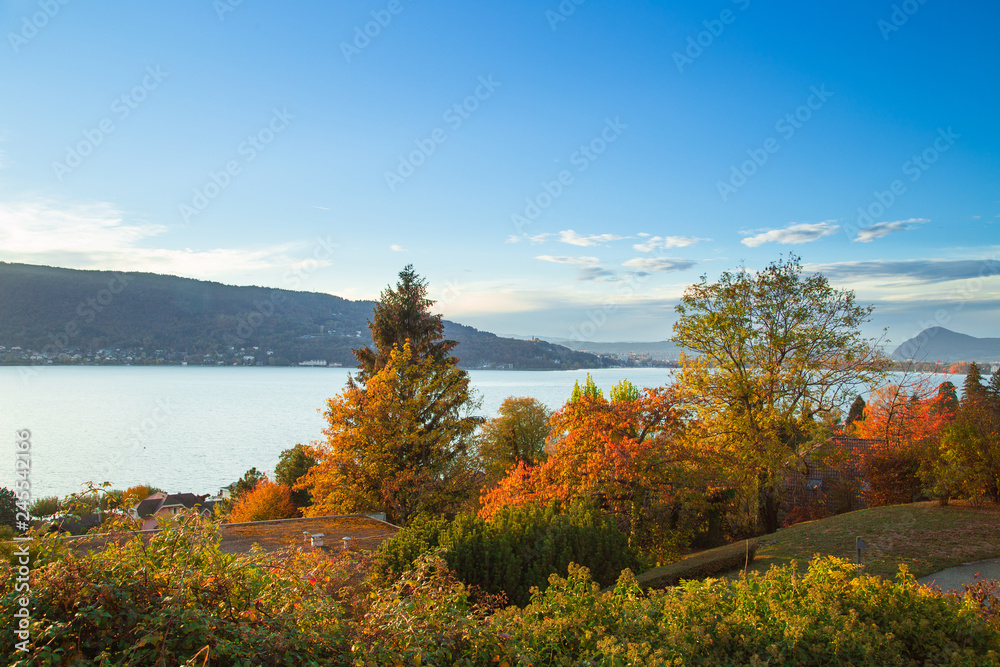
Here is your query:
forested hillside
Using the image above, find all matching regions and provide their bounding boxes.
[0,262,606,369]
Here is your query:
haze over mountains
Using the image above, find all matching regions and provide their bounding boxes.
[0,263,607,369]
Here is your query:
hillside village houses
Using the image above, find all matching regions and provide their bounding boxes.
[129,492,219,531]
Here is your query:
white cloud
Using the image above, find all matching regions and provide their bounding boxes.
[0,200,164,253]
[633,235,708,252]
[536,255,600,266]
[741,221,839,247]
[557,229,628,246]
[390,244,408,252]
[622,257,696,273]
[506,233,553,244]
[0,198,332,279]
[853,218,928,243]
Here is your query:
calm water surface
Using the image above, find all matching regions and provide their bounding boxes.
[0,366,677,497]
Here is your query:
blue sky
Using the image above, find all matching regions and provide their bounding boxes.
[1,0,998,345]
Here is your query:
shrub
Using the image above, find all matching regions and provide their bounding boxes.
[227,479,299,523]
[354,556,1000,665]
[861,442,924,506]
[0,488,17,530]
[0,511,350,666]
[374,501,640,606]
[28,495,60,519]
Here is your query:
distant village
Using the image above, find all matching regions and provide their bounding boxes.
[0,344,677,369]
[0,344,338,367]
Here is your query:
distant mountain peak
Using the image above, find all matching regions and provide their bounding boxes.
[892,327,1000,363]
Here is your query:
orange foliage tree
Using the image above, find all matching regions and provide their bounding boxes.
[297,341,479,525]
[479,378,690,558]
[227,478,299,523]
[852,380,955,505]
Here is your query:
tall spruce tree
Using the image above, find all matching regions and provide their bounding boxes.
[962,362,987,408]
[352,264,458,385]
[846,395,866,429]
[299,267,480,525]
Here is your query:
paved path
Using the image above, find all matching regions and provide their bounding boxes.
[917,558,1000,593]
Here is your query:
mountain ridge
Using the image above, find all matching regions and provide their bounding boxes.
[891,327,1000,363]
[0,262,609,370]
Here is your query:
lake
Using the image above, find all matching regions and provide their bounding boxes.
[1,366,961,499]
[0,366,679,498]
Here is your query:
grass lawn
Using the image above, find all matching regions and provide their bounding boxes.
[748,500,1000,579]
[637,500,1000,587]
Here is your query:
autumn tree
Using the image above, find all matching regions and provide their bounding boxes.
[962,362,988,408]
[933,381,960,419]
[298,267,480,525]
[227,478,298,523]
[853,381,954,505]
[275,444,317,507]
[476,397,552,489]
[937,365,1000,502]
[480,380,689,560]
[217,468,267,517]
[352,264,457,385]
[988,371,1000,403]
[846,395,866,429]
[671,255,887,533]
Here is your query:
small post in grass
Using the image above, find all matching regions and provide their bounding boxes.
[856,536,867,565]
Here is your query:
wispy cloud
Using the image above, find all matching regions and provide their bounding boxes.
[509,230,630,246]
[557,229,628,246]
[390,244,408,252]
[506,232,554,244]
[622,257,696,273]
[810,258,1000,284]
[0,198,332,278]
[853,218,928,243]
[577,266,620,281]
[0,199,165,253]
[535,255,599,266]
[633,235,707,252]
[741,221,839,247]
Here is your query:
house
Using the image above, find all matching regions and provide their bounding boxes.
[130,492,217,530]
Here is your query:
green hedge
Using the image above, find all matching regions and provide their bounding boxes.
[373,501,641,606]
